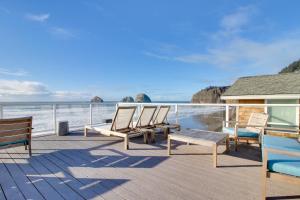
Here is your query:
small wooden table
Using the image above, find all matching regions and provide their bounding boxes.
[139,128,155,144]
[167,129,229,168]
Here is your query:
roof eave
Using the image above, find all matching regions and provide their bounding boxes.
[221,94,300,100]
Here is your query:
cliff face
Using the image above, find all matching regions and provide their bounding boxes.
[191,86,229,103]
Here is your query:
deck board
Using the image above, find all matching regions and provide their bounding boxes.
[7,148,64,200]
[0,131,299,200]
[0,153,25,200]
[0,184,6,200]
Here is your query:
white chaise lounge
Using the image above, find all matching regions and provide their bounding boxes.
[84,106,142,150]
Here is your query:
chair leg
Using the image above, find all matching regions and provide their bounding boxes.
[25,143,27,150]
[234,137,238,151]
[28,141,32,157]
[143,133,148,144]
[124,136,129,150]
[167,136,171,156]
[84,128,88,137]
[164,127,170,139]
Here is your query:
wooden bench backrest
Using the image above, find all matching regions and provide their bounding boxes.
[0,117,33,144]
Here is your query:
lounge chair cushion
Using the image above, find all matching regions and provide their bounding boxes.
[222,127,259,138]
[263,135,300,177]
[267,153,300,177]
[0,139,28,147]
[263,135,300,153]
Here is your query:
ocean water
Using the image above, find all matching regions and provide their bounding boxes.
[2,102,226,135]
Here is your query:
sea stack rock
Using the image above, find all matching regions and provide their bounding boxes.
[121,96,134,102]
[135,93,151,103]
[91,96,104,103]
[192,86,229,103]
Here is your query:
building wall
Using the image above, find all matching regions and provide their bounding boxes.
[237,99,265,124]
[226,98,300,137]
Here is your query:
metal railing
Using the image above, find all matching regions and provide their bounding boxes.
[0,101,299,136]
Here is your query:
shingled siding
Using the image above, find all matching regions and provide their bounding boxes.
[237,99,265,124]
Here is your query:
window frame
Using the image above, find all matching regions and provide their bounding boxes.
[265,99,299,127]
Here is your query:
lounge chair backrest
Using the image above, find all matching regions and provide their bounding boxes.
[136,106,157,128]
[111,106,136,131]
[246,113,269,133]
[0,117,32,146]
[153,106,170,125]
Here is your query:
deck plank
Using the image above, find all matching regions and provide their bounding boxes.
[7,148,65,200]
[0,150,25,200]
[0,184,6,200]
[0,132,299,200]
[1,150,45,200]
[12,146,84,200]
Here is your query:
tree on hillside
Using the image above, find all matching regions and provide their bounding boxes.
[279,59,300,73]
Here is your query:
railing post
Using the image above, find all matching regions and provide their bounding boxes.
[53,104,57,134]
[89,103,93,125]
[225,105,229,127]
[0,105,3,119]
[115,103,119,111]
[175,104,179,124]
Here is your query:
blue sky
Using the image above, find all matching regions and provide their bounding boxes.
[1,0,300,101]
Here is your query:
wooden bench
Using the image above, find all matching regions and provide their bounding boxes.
[0,117,33,156]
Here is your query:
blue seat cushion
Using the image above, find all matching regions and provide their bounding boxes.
[0,139,28,147]
[267,153,300,177]
[222,127,259,138]
[263,135,300,153]
[262,135,300,177]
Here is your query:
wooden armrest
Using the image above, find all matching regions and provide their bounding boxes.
[264,147,300,157]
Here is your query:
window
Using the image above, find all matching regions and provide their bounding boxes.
[267,99,299,127]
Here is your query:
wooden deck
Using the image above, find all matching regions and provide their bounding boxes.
[0,131,299,200]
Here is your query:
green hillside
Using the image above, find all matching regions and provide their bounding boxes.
[279,59,300,73]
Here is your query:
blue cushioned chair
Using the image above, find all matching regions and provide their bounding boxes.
[223,113,269,151]
[0,117,33,156]
[262,135,300,199]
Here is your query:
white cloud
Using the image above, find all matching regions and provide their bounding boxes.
[0,68,27,76]
[220,6,255,33]
[143,51,171,60]
[175,34,300,73]
[49,27,76,39]
[0,79,91,101]
[25,13,50,22]
[144,5,300,74]
[52,91,92,100]
[0,80,49,96]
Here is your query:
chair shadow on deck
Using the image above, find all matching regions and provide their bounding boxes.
[0,130,172,199]
[2,146,131,199]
